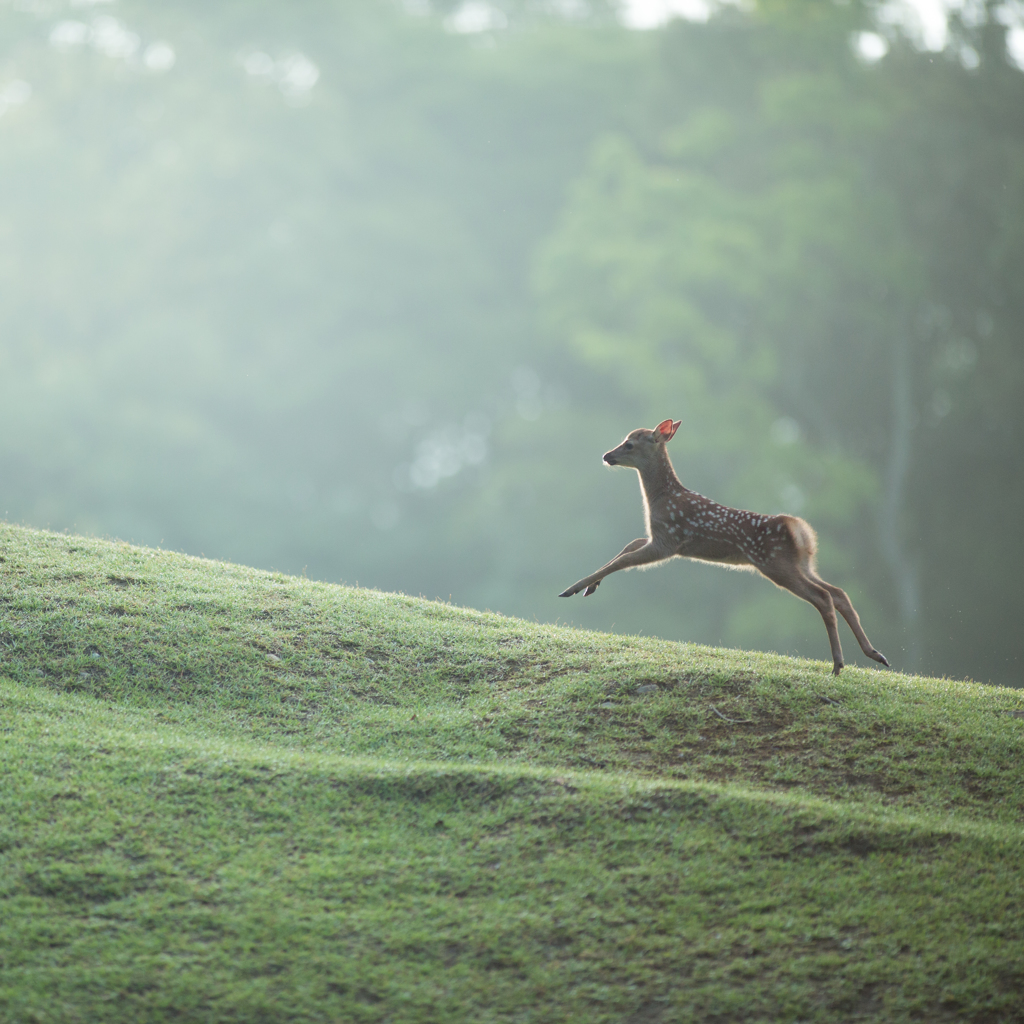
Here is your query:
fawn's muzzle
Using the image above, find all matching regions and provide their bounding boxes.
[603,452,617,465]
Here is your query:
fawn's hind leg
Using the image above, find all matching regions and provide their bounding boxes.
[811,577,890,668]
[761,563,846,675]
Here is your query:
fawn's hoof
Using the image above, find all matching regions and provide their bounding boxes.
[872,650,891,668]
[832,663,844,677]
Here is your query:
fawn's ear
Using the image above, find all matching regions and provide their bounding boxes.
[656,419,679,441]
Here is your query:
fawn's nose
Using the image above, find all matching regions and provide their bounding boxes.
[603,451,617,465]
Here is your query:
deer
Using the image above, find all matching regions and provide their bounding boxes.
[559,419,890,677]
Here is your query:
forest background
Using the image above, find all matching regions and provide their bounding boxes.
[1,0,1021,686]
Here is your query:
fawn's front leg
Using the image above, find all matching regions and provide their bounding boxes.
[559,538,662,597]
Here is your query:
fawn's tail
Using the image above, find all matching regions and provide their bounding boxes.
[784,515,819,573]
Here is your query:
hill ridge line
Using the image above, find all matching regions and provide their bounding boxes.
[1,522,1009,686]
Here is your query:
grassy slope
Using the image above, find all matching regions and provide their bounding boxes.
[1,522,1023,1024]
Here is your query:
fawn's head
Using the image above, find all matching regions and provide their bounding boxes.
[603,419,680,469]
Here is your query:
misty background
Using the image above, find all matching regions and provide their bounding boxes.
[1,0,1021,685]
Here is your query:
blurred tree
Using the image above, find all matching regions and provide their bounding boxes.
[0,0,643,578]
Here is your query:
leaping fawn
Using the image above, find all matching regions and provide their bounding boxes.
[559,419,890,676]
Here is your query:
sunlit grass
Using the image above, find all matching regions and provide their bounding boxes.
[1,522,1023,1022]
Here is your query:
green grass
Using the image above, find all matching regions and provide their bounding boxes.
[1,522,1023,1023]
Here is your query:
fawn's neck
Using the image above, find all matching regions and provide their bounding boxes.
[637,446,682,505]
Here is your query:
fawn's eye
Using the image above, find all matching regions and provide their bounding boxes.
[624,442,634,450]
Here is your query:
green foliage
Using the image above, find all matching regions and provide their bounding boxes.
[3,524,1024,1021]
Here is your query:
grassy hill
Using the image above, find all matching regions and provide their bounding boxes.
[1,521,1023,1023]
